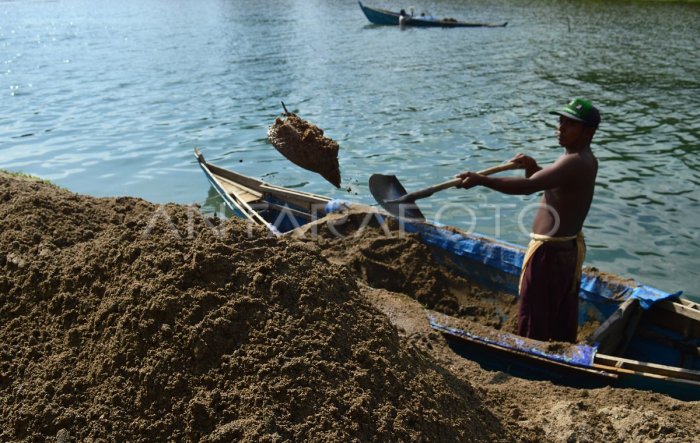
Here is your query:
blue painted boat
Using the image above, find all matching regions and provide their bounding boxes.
[195,149,700,400]
[358,1,507,28]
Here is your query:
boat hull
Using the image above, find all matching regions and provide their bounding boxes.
[358,2,507,28]
[195,150,700,400]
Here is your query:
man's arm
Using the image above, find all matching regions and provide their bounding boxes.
[457,155,580,195]
[511,153,542,178]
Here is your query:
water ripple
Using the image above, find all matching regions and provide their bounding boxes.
[1,0,699,299]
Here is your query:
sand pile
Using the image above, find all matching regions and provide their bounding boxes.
[0,174,508,442]
[3,173,698,443]
[298,212,614,345]
[296,214,700,442]
[296,212,519,330]
[268,112,341,188]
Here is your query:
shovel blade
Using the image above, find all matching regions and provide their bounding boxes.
[368,174,426,220]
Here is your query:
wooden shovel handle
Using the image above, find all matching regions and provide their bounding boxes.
[407,161,521,200]
[281,101,291,116]
[475,161,522,176]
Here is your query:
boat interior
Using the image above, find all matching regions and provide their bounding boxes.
[589,297,700,378]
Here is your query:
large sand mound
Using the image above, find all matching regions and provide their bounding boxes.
[0,174,506,442]
[2,173,698,443]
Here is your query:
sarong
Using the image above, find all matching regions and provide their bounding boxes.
[517,232,585,343]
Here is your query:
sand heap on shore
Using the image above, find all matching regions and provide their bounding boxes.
[0,174,507,442]
[2,173,699,443]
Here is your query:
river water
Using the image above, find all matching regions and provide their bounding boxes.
[2,0,699,300]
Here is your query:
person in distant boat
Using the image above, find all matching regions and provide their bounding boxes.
[456,98,601,343]
[399,9,411,26]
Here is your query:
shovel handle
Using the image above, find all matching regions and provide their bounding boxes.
[475,161,522,176]
[402,161,521,201]
[281,101,291,116]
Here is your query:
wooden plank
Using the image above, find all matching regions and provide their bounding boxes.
[591,362,700,387]
[201,153,327,208]
[209,175,271,229]
[218,177,262,204]
[206,162,267,191]
[595,353,700,382]
[658,300,700,323]
[260,183,329,206]
[617,302,644,355]
[679,298,700,311]
[588,298,641,354]
[261,202,315,221]
[646,300,700,339]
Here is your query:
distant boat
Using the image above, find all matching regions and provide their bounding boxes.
[358,1,507,28]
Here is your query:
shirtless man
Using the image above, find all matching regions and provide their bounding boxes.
[399,9,411,26]
[457,98,600,342]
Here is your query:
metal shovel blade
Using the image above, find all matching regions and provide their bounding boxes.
[368,174,426,220]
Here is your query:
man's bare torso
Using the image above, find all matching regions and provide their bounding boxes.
[531,151,598,237]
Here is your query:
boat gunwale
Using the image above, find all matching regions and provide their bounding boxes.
[195,149,274,230]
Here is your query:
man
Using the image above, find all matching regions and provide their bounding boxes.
[456,98,600,342]
[399,9,411,26]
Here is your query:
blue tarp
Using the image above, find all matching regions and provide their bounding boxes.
[429,315,597,367]
[631,285,683,310]
[325,199,352,214]
[402,220,524,276]
[400,215,682,308]
[325,201,683,308]
[579,273,682,309]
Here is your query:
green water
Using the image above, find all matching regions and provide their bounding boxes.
[2,0,699,300]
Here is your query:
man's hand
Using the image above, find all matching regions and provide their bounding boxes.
[510,153,541,177]
[455,171,484,189]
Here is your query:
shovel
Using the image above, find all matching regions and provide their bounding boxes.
[369,161,521,220]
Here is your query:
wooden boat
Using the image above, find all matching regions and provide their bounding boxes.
[358,1,507,28]
[195,149,700,400]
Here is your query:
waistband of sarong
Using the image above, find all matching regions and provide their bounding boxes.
[519,231,586,295]
[529,233,578,242]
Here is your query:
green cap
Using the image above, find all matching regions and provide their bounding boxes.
[550,98,600,128]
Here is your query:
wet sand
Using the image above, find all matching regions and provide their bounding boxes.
[268,113,341,188]
[1,173,698,442]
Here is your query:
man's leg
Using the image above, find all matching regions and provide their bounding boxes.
[518,245,579,342]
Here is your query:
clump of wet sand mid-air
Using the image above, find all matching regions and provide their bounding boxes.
[268,104,341,188]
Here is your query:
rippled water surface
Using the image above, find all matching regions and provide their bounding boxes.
[2,0,699,300]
